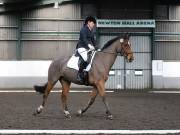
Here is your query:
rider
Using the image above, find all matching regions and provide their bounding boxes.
[76,16,97,83]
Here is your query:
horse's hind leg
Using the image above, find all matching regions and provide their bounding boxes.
[77,88,98,116]
[34,81,55,115]
[60,78,71,118]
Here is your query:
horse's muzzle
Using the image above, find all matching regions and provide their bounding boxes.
[128,56,134,62]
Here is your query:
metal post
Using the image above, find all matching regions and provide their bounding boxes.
[16,12,22,60]
[151,28,155,89]
[124,57,126,90]
[151,2,155,89]
[96,27,100,49]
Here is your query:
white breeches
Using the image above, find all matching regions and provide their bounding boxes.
[77,48,88,62]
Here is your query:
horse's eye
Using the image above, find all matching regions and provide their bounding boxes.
[126,41,131,47]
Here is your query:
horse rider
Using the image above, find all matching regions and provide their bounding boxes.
[76,16,97,83]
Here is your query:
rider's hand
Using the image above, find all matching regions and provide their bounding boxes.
[88,44,95,51]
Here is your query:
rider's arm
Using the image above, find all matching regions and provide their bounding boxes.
[80,27,90,49]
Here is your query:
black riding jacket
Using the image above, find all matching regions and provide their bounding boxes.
[76,25,96,50]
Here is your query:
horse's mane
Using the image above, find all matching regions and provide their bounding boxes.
[101,36,121,50]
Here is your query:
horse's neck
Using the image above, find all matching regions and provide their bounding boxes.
[98,42,118,73]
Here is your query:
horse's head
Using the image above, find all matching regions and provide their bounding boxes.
[117,34,134,62]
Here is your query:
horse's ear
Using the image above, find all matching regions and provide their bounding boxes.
[127,33,131,38]
[124,33,130,40]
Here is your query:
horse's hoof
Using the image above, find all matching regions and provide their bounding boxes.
[77,109,83,117]
[33,112,37,116]
[33,105,43,116]
[107,114,113,120]
[64,111,71,119]
[33,110,40,116]
[65,114,71,119]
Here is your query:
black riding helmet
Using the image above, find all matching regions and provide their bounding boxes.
[84,16,96,25]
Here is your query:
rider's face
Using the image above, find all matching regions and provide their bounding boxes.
[87,21,95,30]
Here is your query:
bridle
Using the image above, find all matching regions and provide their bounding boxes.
[76,38,133,56]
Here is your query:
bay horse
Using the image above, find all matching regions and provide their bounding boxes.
[33,33,134,120]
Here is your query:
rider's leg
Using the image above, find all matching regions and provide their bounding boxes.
[77,48,88,62]
[77,60,88,82]
[77,48,88,82]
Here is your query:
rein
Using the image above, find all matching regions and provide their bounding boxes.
[99,50,133,55]
[98,51,117,54]
[98,41,132,55]
[76,38,132,55]
[98,41,123,55]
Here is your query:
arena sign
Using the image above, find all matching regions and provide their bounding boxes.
[97,19,155,28]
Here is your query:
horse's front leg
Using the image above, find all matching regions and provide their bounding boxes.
[96,80,113,120]
[60,79,71,118]
[77,88,98,116]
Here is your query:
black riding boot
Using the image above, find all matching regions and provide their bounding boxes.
[77,61,88,83]
[77,66,84,83]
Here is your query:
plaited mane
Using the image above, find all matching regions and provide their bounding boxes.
[101,36,121,50]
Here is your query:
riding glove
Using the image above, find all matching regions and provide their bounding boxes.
[88,44,95,51]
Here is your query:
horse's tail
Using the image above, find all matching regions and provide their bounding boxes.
[34,82,48,94]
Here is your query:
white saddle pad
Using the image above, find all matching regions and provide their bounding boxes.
[67,51,96,71]
[67,55,79,71]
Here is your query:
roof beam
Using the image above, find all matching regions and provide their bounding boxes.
[0,0,74,13]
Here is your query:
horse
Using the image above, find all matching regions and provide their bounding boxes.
[33,33,134,120]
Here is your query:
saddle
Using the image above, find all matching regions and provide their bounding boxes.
[67,50,96,85]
